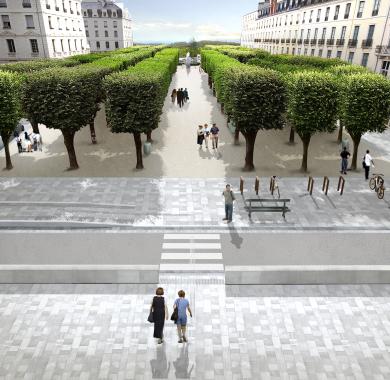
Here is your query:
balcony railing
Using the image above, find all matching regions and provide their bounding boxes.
[281,38,285,43]
[304,39,310,44]
[286,38,291,43]
[297,38,303,44]
[336,38,345,46]
[361,39,373,48]
[318,39,325,45]
[348,39,358,47]
[291,38,297,43]
[326,38,335,46]
[375,45,390,56]
[310,39,317,45]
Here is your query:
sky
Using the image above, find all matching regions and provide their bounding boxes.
[122,0,256,43]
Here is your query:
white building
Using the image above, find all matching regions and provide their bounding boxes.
[0,0,89,61]
[81,0,133,52]
[242,0,390,77]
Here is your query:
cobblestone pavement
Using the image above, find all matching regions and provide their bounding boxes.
[0,177,389,230]
[0,280,390,379]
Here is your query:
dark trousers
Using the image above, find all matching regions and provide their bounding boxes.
[225,203,233,221]
[365,165,370,180]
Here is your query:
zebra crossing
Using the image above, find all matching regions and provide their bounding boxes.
[159,233,224,273]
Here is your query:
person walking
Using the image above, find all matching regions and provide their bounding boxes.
[363,150,374,180]
[171,89,177,104]
[16,136,22,153]
[183,88,189,103]
[210,123,219,150]
[203,124,210,149]
[150,287,168,344]
[197,125,204,148]
[340,146,350,175]
[222,184,235,223]
[177,89,183,108]
[173,290,192,343]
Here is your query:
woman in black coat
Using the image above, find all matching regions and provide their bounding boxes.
[151,287,168,344]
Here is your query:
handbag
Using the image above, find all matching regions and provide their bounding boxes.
[147,310,154,323]
[170,300,179,322]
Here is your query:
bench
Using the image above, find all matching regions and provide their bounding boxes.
[245,198,291,219]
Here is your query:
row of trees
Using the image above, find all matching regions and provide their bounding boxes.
[202,46,390,172]
[0,46,163,170]
[104,48,179,169]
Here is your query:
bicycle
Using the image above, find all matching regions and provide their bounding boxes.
[369,173,385,199]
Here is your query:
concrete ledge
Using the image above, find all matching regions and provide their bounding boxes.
[225,265,390,285]
[0,265,159,284]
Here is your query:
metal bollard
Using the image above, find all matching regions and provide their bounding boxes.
[240,177,244,195]
[337,176,345,196]
[307,177,314,195]
[255,176,260,196]
[322,176,330,195]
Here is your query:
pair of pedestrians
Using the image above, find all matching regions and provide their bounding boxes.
[340,146,375,180]
[150,288,192,344]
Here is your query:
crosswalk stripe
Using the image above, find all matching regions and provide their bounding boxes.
[160,263,224,272]
[162,243,221,250]
[161,252,223,260]
[164,234,220,240]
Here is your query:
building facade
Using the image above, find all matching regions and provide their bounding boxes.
[0,0,89,61]
[81,0,133,52]
[242,0,390,77]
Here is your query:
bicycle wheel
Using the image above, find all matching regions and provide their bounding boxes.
[369,178,376,190]
[378,187,385,200]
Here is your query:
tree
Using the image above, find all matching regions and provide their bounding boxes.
[341,73,390,170]
[227,66,287,171]
[287,71,339,172]
[0,71,21,170]
[22,67,101,170]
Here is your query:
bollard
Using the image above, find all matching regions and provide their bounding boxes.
[322,176,330,196]
[307,176,314,195]
[337,176,345,196]
[255,176,260,196]
[240,177,244,195]
[270,176,275,193]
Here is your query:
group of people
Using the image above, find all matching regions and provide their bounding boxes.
[171,88,189,108]
[15,130,42,154]
[197,123,220,150]
[340,146,374,180]
[150,288,192,345]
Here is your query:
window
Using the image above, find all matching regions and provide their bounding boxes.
[357,1,365,18]
[114,30,118,37]
[67,39,71,51]
[94,20,98,28]
[330,27,336,40]
[321,28,326,39]
[318,49,323,57]
[115,41,119,49]
[348,51,354,63]
[0,0,7,8]
[352,25,360,41]
[380,61,389,77]
[367,24,375,41]
[105,41,109,49]
[304,48,308,56]
[311,49,315,56]
[104,20,107,28]
[113,20,117,28]
[104,30,108,37]
[96,41,100,49]
[372,0,381,16]
[344,3,351,19]
[25,15,34,29]
[85,30,89,37]
[298,48,301,55]
[302,12,306,23]
[327,50,332,58]
[30,39,39,53]
[22,0,31,8]
[2,15,11,29]
[325,7,330,21]
[74,39,77,50]
[95,30,98,37]
[45,0,50,9]
[361,53,369,66]
[48,16,53,29]
[57,17,61,30]
[336,51,342,58]
[60,39,64,52]
[313,28,318,39]
[334,5,340,20]
[306,29,311,39]
[52,39,56,52]
[309,10,313,22]
[316,9,321,22]
[292,47,296,55]
[6,39,15,53]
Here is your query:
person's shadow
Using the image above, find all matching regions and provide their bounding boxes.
[150,345,170,378]
[173,345,194,378]
[229,224,243,249]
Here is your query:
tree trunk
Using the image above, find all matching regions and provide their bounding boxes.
[133,132,144,170]
[234,128,240,145]
[289,126,295,144]
[89,121,97,144]
[221,103,224,114]
[242,130,258,171]
[300,135,311,173]
[146,131,153,143]
[337,123,343,144]
[31,120,40,134]
[62,129,79,170]
[350,134,361,171]
[0,132,12,170]
[208,75,212,89]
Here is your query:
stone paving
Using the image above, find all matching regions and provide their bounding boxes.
[0,177,389,230]
[0,280,390,379]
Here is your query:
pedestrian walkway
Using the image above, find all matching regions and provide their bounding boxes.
[160,234,224,273]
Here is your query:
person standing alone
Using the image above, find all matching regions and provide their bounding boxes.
[363,150,374,180]
[222,184,235,223]
[340,146,350,175]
